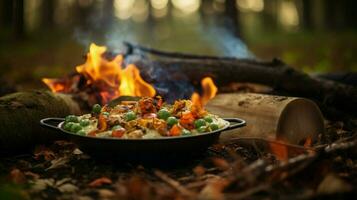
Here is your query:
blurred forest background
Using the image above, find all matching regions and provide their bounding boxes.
[0,0,356,91]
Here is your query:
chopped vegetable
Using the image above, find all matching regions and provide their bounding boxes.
[169,124,182,136]
[166,116,178,126]
[65,115,78,123]
[179,112,195,130]
[79,119,90,127]
[102,112,110,116]
[209,123,219,131]
[124,111,136,121]
[71,124,82,133]
[182,129,191,136]
[64,122,75,131]
[77,130,86,136]
[157,109,170,120]
[197,126,207,133]
[112,128,125,138]
[194,119,206,129]
[204,116,213,123]
[92,104,102,114]
[97,115,107,131]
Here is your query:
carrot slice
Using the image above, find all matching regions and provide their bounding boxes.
[112,129,125,138]
[179,112,195,130]
[97,114,108,131]
[169,125,182,136]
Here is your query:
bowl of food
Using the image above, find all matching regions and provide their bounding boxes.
[40,97,245,160]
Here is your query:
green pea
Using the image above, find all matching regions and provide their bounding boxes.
[112,125,123,130]
[194,119,206,129]
[182,129,191,136]
[77,130,86,136]
[70,124,82,133]
[102,112,110,116]
[197,126,207,133]
[124,111,137,121]
[92,104,102,114]
[63,122,75,131]
[65,115,78,123]
[157,109,170,120]
[209,123,219,131]
[79,119,90,127]
[166,117,178,126]
[204,116,213,123]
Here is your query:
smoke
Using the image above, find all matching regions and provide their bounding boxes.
[199,17,254,58]
[70,2,253,102]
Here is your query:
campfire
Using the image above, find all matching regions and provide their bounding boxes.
[42,43,217,108]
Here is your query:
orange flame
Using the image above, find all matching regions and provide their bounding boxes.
[191,77,218,108]
[43,43,155,103]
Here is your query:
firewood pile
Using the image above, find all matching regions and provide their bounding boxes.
[0,43,356,199]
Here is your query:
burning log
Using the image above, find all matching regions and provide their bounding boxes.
[0,91,81,153]
[124,43,357,116]
[206,93,325,145]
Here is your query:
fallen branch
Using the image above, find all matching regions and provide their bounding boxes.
[124,42,357,116]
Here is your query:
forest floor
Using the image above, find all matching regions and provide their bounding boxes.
[0,118,356,200]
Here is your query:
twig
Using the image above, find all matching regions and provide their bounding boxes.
[154,170,196,197]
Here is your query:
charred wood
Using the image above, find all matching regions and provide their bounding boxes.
[124,43,357,116]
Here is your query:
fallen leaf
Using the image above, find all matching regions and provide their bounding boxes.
[211,158,230,171]
[55,178,72,186]
[10,169,26,184]
[30,178,55,192]
[98,189,116,198]
[73,148,83,155]
[89,177,112,187]
[58,183,78,193]
[317,173,352,194]
[198,178,229,200]
[46,156,70,170]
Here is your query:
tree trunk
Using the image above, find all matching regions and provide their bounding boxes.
[12,0,24,39]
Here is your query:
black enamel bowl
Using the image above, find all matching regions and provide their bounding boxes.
[40,117,245,161]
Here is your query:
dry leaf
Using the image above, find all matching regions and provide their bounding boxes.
[211,158,230,171]
[317,173,352,194]
[46,156,70,170]
[98,189,116,198]
[30,178,55,192]
[198,178,229,200]
[58,183,78,193]
[89,177,112,187]
[73,148,83,155]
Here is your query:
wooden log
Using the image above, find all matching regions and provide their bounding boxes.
[124,44,357,116]
[0,91,81,153]
[206,93,325,144]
